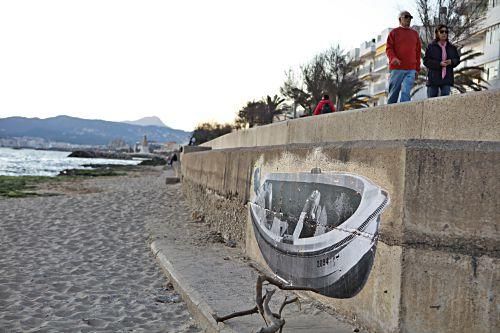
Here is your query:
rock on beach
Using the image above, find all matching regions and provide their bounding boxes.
[68,150,132,160]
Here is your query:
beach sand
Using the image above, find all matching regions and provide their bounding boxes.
[0,167,201,332]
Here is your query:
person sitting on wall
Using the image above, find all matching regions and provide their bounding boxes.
[313,94,336,115]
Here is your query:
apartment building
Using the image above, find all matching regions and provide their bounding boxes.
[351,0,499,106]
[350,28,392,107]
[461,0,500,89]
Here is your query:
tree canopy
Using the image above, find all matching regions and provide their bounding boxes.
[234,95,285,128]
[280,46,368,113]
[191,122,233,145]
[415,0,489,47]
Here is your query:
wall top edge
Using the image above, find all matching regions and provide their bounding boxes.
[195,139,500,154]
[201,89,500,150]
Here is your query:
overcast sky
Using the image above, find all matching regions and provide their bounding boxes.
[0,0,416,131]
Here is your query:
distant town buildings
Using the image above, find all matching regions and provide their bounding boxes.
[133,135,150,154]
[131,136,179,154]
[140,135,149,153]
[0,134,181,155]
[0,137,101,150]
[108,138,130,152]
[155,141,181,153]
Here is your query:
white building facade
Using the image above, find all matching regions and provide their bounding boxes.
[462,0,500,89]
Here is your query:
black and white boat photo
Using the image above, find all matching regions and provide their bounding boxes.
[250,168,390,298]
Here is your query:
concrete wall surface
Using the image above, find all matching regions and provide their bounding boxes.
[181,139,499,333]
[400,248,499,333]
[243,215,404,333]
[202,89,499,149]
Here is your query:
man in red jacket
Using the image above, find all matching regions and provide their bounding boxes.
[313,94,336,115]
[386,11,421,104]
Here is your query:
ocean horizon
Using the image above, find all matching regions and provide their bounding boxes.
[0,147,141,177]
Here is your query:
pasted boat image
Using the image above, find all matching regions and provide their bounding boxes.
[249,169,389,298]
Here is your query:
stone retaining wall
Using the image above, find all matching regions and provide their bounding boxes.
[181,140,499,333]
[181,91,499,333]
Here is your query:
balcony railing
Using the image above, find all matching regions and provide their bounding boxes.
[373,81,387,94]
[358,66,372,77]
[357,88,370,96]
[374,58,388,71]
[360,42,376,57]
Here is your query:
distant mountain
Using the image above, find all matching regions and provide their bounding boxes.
[122,116,167,127]
[0,115,191,146]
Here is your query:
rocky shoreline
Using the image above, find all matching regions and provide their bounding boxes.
[68,150,168,166]
[68,150,133,160]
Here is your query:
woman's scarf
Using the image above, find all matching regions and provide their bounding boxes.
[438,41,447,79]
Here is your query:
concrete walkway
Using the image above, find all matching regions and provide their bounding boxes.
[150,170,366,333]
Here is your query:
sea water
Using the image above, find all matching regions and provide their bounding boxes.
[0,147,141,176]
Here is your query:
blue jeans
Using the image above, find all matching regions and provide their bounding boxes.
[427,85,451,98]
[388,69,416,104]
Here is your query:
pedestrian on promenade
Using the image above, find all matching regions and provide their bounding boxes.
[313,94,336,115]
[167,153,178,166]
[423,24,460,98]
[386,11,422,104]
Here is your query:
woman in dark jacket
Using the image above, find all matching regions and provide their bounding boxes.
[423,24,461,98]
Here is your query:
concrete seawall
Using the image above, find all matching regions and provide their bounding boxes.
[203,89,499,149]
[182,90,499,333]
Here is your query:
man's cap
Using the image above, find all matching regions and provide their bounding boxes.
[399,10,412,18]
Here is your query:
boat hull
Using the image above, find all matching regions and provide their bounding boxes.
[252,213,380,298]
[250,171,389,298]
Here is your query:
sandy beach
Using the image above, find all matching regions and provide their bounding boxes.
[0,167,201,332]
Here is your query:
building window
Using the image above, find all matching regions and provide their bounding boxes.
[485,61,499,80]
[488,24,500,44]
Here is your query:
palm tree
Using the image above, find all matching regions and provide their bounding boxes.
[343,94,371,110]
[280,46,368,113]
[192,122,233,144]
[234,100,269,128]
[452,49,489,92]
[263,95,285,123]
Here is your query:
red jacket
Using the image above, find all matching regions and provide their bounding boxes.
[386,26,421,71]
[313,99,336,115]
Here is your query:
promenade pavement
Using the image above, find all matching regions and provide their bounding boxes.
[150,169,366,333]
